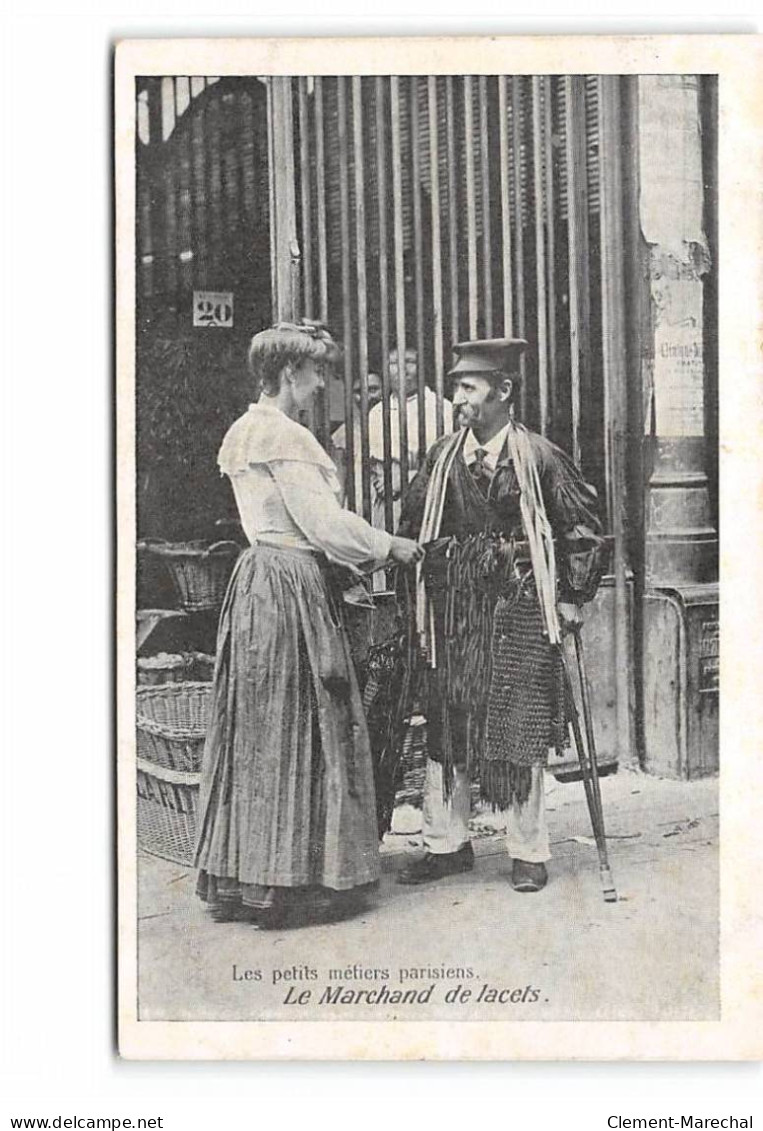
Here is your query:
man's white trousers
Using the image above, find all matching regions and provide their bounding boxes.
[421,759,551,863]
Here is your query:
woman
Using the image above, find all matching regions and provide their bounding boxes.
[194,321,422,926]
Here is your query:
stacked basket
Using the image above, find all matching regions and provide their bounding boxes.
[143,539,240,612]
[137,651,215,686]
[136,681,213,866]
[135,537,237,866]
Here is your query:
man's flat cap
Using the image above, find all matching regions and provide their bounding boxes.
[448,337,527,378]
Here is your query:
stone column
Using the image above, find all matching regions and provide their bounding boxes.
[638,75,717,585]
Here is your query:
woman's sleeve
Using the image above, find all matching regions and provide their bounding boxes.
[269,459,393,569]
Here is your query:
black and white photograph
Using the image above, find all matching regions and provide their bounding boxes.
[114,35,760,1060]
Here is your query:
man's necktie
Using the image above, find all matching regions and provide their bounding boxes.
[470,447,491,494]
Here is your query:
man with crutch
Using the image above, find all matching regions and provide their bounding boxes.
[395,338,610,893]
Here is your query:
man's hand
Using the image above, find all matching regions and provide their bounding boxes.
[389,536,425,565]
[558,601,583,632]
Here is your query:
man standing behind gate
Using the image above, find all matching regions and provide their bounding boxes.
[395,338,607,892]
[367,347,453,530]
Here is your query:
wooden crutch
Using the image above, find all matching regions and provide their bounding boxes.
[561,627,618,903]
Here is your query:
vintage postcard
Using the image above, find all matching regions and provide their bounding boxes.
[116,35,763,1060]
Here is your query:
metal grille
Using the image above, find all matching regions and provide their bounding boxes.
[292,74,618,531]
[135,77,270,313]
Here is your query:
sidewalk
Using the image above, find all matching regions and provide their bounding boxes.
[136,767,718,1023]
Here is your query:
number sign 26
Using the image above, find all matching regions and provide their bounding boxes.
[193,291,234,328]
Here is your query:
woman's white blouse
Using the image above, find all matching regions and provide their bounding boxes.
[220,403,393,570]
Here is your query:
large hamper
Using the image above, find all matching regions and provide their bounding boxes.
[137,760,200,866]
[136,681,212,864]
[144,540,240,612]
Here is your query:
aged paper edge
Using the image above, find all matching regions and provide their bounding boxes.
[116,33,763,1061]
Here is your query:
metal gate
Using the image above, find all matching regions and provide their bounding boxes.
[283,72,633,760]
[135,76,271,540]
[288,76,628,524]
[136,75,270,314]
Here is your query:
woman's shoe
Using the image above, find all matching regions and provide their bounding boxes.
[209,902,259,924]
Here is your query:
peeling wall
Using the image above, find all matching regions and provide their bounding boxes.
[638,75,711,443]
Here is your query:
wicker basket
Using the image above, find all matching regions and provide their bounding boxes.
[188,652,216,682]
[137,653,190,685]
[147,540,240,612]
[137,756,199,866]
[137,652,216,685]
[136,682,212,773]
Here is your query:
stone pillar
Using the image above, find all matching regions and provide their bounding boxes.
[638,75,717,585]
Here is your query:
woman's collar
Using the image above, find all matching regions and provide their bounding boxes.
[249,400,285,415]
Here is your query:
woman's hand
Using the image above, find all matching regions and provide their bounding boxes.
[389,536,425,565]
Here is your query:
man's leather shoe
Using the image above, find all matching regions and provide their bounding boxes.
[511,859,548,893]
[397,842,475,885]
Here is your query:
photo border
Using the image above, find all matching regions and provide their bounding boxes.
[116,33,763,1060]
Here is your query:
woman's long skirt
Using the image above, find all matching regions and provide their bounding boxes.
[195,544,380,910]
